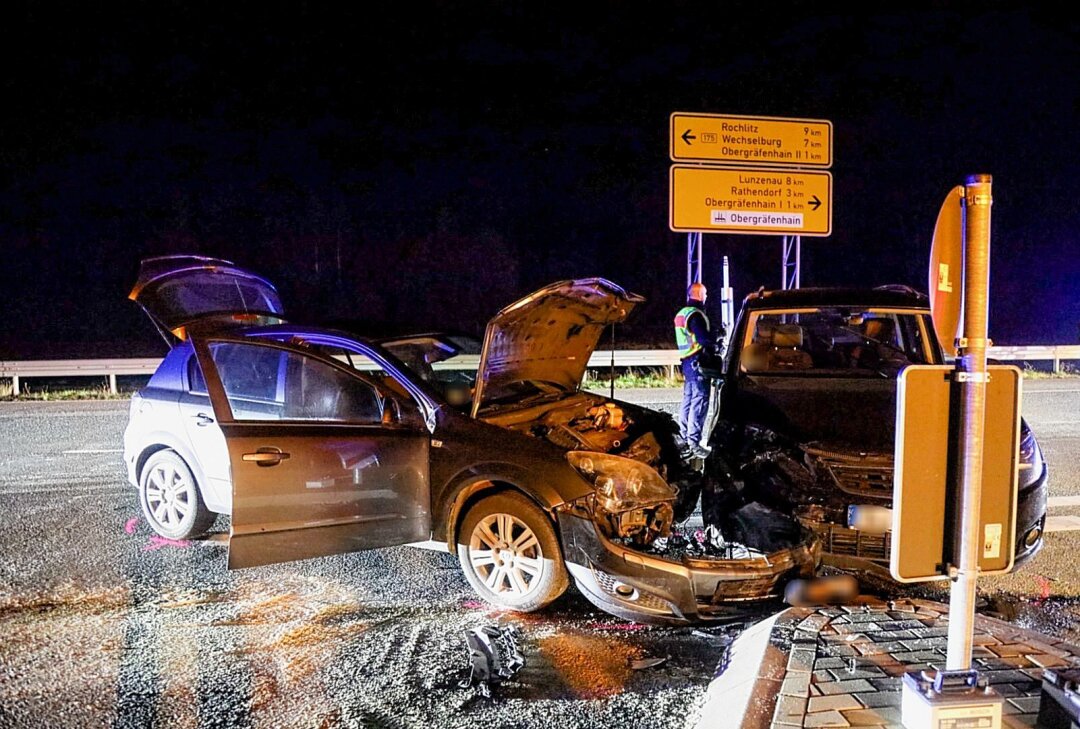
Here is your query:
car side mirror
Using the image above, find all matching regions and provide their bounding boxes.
[382,397,400,426]
[382,394,424,430]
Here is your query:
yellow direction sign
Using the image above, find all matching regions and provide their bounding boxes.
[670,113,833,167]
[669,165,832,236]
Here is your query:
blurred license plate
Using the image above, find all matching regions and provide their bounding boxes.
[847,504,892,533]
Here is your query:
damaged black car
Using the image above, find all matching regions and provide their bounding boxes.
[704,285,1048,583]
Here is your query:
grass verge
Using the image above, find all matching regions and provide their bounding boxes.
[0,384,131,401]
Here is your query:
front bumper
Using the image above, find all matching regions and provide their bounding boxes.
[1012,463,1049,569]
[557,509,820,624]
[815,462,1049,578]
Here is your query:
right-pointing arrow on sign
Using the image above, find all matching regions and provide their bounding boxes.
[808,195,822,211]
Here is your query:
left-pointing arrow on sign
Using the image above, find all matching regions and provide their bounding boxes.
[681,129,696,145]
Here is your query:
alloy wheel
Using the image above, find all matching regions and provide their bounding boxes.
[144,459,193,531]
[468,513,545,596]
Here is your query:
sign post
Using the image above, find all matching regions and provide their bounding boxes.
[948,174,994,671]
[898,175,1005,729]
[668,112,833,295]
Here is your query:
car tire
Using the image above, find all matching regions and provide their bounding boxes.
[138,450,216,540]
[458,491,568,612]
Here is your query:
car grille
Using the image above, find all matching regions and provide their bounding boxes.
[710,575,783,602]
[811,522,891,563]
[804,445,894,499]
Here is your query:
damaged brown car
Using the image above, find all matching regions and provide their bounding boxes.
[123,256,820,624]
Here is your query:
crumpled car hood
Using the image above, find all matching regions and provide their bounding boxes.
[472,278,644,417]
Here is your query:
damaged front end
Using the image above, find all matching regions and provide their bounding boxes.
[556,487,820,624]
[733,431,1048,580]
[497,397,820,623]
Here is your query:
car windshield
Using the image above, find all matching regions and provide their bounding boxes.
[741,308,934,375]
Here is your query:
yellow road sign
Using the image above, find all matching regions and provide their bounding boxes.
[929,185,965,357]
[669,165,832,236]
[891,365,1022,582]
[670,113,832,167]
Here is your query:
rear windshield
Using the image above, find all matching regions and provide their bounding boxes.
[741,308,935,375]
[141,272,283,327]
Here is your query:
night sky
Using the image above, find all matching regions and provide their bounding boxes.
[2,3,1077,358]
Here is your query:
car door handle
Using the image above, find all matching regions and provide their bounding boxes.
[193,412,215,427]
[242,448,291,466]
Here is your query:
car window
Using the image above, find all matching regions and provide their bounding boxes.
[308,344,412,399]
[207,342,386,424]
[741,309,932,375]
[187,353,208,394]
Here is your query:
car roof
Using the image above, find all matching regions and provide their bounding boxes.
[213,323,374,343]
[741,285,930,310]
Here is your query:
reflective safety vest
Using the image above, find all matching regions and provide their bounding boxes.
[674,305,709,359]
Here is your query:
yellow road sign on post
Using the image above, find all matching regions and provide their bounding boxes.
[891,364,1021,583]
[670,113,833,167]
[669,165,832,235]
[929,185,965,357]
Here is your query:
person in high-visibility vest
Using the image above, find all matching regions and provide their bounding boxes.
[673,282,713,458]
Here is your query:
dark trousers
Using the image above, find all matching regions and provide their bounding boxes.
[679,355,709,446]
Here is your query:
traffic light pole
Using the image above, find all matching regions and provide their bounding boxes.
[946,174,993,670]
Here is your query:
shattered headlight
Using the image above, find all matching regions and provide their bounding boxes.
[566,451,676,546]
[567,451,675,511]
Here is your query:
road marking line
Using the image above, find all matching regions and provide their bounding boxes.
[62,449,123,454]
[0,484,126,495]
[1045,515,1080,533]
[1048,495,1080,508]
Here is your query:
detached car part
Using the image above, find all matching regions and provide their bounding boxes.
[460,625,525,698]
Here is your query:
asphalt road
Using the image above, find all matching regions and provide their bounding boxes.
[1,379,1078,728]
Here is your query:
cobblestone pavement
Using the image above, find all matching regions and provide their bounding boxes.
[705,597,1080,728]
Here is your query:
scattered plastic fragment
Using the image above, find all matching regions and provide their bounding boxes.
[630,656,667,670]
[123,517,140,534]
[460,624,525,697]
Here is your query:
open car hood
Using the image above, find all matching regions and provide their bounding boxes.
[129,255,285,345]
[472,278,644,417]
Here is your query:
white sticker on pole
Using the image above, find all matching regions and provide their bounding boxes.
[983,523,1002,559]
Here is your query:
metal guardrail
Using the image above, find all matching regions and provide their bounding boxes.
[3,346,1079,394]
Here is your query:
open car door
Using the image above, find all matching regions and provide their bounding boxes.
[192,335,432,569]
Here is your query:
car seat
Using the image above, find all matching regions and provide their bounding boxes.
[741,321,776,372]
[767,324,813,370]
